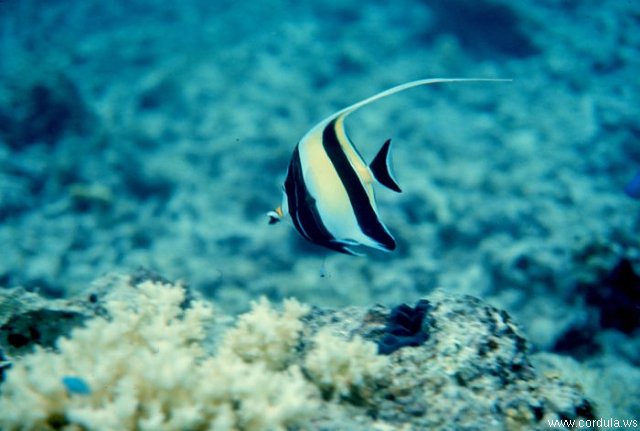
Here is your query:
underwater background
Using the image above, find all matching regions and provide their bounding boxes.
[0,0,639,424]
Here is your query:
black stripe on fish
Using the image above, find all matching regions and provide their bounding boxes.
[322,119,396,251]
[284,145,358,255]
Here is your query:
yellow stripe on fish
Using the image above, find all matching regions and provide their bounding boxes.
[268,78,509,255]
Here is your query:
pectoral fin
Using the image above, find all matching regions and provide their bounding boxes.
[370,139,402,193]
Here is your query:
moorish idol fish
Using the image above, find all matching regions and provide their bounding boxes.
[625,170,640,199]
[268,78,508,255]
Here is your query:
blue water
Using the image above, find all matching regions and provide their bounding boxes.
[1,0,639,419]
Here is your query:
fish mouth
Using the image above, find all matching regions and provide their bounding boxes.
[267,207,283,224]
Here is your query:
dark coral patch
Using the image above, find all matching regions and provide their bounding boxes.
[585,258,640,334]
[0,73,95,150]
[377,299,431,355]
[0,347,9,382]
[428,0,539,60]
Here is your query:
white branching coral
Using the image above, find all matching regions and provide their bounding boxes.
[220,297,310,371]
[304,329,389,401]
[0,280,318,431]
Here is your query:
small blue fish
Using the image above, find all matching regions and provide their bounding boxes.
[61,375,91,395]
[624,171,640,199]
[268,78,509,255]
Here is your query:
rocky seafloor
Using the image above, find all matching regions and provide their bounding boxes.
[0,272,613,430]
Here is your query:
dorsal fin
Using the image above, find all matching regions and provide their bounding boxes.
[323,78,511,125]
[370,139,401,193]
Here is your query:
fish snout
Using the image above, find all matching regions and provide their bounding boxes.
[267,206,284,224]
